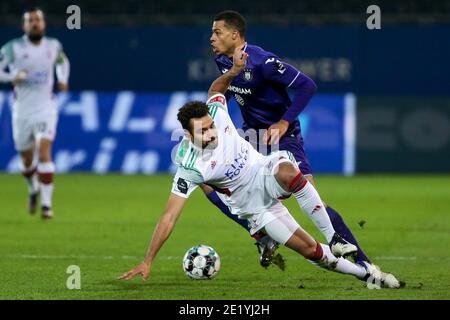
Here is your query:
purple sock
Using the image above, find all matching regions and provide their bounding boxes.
[326,205,371,264]
[206,191,250,232]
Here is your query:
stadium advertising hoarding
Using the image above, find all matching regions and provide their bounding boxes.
[0,25,448,95]
[357,96,450,173]
[0,91,356,175]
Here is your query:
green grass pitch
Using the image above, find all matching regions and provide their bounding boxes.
[0,173,449,300]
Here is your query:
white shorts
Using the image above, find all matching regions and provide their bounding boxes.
[259,150,298,200]
[238,150,299,235]
[220,150,298,220]
[264,209,302,245]
[247,202,301,244]
[12,112,58,151]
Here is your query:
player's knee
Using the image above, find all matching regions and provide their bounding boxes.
[20,150,34,168]
[22,156,33,168]
[37,142,52,162]
[274,162,301,191]
[38,150,51,163]
[302,242,319,260]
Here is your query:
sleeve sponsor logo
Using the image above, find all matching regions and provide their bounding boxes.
[265,57,286,74]
[176,177,189,194]
[275,60,286,74]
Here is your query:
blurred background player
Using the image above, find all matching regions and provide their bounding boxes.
[0,7,70,218]
[206,10,372,268]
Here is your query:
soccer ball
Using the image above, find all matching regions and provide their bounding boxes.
[182,245,221,280]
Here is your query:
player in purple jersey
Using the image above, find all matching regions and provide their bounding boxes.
[203,10,373,269]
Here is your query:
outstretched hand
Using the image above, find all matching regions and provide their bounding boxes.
[118,262,151,282]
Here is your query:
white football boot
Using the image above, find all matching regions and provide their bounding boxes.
[329,233,358,258]
[363,262,403,289]
[41,206,54,220]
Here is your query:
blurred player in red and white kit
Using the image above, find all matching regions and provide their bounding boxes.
[0,8,70,219]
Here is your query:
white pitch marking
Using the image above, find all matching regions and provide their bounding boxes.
[4,254,183,260]
[6,255,437,262]
[374,256,418,261]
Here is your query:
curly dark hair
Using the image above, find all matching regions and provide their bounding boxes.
[177,101,209,133]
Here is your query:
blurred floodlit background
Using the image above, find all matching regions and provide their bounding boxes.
[0,0,449,174]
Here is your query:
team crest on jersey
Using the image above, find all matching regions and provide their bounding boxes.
[243,68,253,81]
[224,125,231,134]
[211,160,217,170]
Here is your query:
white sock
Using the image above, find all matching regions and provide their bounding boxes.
[38,162,55,208]
[310,244,367,279]
[293,181,336,242]
[40,184,54,208]
[30,174,40,194]
[24,173,39,195]
[21,164,39,194]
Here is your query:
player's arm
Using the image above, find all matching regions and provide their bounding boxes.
[262,57,317,144]
[214,61,234,102]
[0,50,13,82]
[0,42,27,84]
[208,46,248,98]
[118,193,187,281]
[119,164,200,281]
[55,41,70,91]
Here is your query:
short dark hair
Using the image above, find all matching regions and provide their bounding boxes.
[214,10,246,38]
[23,7,45,20]
[177,101,209,133]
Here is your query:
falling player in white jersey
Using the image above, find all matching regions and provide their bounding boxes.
[0,8,70,219]
[119,47,401,289]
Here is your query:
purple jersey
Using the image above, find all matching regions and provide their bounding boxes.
[216,43,302,135]
[215,43,317,174]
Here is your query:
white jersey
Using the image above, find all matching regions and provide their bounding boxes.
[171,94,277,217]
[0,35,70,118]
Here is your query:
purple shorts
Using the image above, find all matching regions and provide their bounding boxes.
[278,135,313,175]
